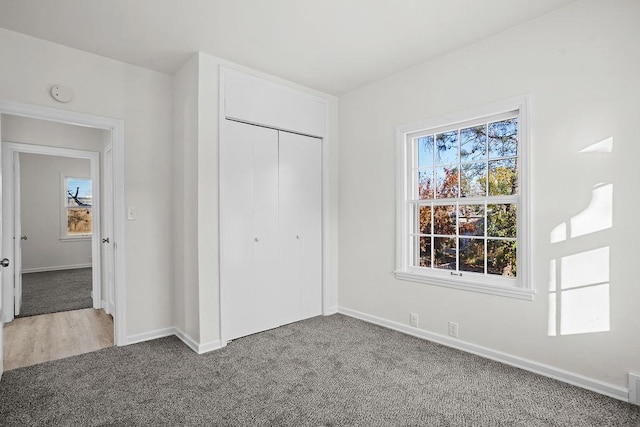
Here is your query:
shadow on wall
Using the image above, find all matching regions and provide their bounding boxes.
[548,137,613,337]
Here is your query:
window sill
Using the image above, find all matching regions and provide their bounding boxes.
[59,236,91,242]
[394,270,536,301]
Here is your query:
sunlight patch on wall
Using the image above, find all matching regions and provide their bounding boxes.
[579,136,613,153]
[550,223,566,244]
[560,282,610,336]
[549,247,610,336]
[548,137,613,337]
[559,247,610,335]
[571,183,612,239]
[550,183,612,243]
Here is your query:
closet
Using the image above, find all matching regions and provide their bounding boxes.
[220,68,324,342]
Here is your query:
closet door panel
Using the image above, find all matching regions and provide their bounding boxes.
[220,120,278,340]
[277,134,303,326]
[251,129,281,332]
[279,132,323,320]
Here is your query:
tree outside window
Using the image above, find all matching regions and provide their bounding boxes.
[65,177,92,236]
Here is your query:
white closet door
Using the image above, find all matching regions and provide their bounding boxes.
[220,120,279,340]
[279,131,322,321]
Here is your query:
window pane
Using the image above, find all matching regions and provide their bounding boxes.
[419,206,432,234]
[460,125,486,162]
[418,236,432,267]
[487,240,517,277]
[436,166,459,199]
[487,204,517,238]
[66,178,92,207]
[458,205,485,236]
[488,118,518,158]
[459,238,485,273]
[488,158,517,196]
[460,162,486,198]
[435,131,459,165]
[434,237,456,270]
[67,207,92,234]
[417,135,434,168]
[433,205,456,235]
[418,169,434,199]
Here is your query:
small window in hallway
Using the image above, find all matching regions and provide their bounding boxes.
[64,177,92,237]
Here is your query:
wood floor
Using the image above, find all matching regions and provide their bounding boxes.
[3,308,113,371]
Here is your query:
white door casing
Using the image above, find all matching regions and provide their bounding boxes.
[0,115,4,380]
[102,144,115,315]
[12,152,21,316]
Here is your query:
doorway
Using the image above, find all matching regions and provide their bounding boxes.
[0,100,127,380]
[6,146,102,320]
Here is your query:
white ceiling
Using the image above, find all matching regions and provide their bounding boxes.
[0,0,576,95]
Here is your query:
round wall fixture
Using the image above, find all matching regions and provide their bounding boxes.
[50,85,73,103]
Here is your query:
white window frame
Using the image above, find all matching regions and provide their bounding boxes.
[395,96,534,300]
[61,175,92,241]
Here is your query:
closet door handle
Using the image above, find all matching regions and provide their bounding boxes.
[254,237,259,242]
[296,235,300,240]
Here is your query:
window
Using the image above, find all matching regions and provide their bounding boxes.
[395,97,533,300]
[63,177,92,238]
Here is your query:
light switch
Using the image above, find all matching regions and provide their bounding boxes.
[127,207,136,221]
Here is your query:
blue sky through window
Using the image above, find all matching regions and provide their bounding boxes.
[67,178,92,198]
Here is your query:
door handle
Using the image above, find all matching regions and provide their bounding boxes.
[102,238,110,243]
[21,235,27,241]
[0,258,9,267]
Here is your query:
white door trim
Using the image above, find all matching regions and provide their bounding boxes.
[0,99,126,346]
[3,142,101,313]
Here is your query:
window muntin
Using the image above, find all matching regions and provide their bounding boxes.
[64,177,92,237]
[397,101,531,298]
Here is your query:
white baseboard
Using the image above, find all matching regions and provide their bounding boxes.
[125,326,222,355]
[22,264,92,274]
[324,305,338,315]
[629,373,640,405]
[126,327,176,346]
[174,328,222,354]
[338,306,630,403]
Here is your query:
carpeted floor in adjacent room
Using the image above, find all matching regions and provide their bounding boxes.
[17,268,92,317]
[0,314,637,426]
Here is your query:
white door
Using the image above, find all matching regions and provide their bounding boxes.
[13,152,21,316]
[278,131,322,324]
[102,145,115,314]
[220,120,279,340]
[220,120,322,342]
[0,119,5,380]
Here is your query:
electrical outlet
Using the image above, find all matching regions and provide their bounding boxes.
[448,321,459,338]
[410,313,419,328]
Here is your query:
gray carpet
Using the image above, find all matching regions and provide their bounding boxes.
[0,314,637,426]
[17,268,92,317]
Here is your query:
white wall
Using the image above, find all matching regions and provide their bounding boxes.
[0,28,174,337]
[172,54,200,343]
[338,0,639,391]
[19,153,91,271]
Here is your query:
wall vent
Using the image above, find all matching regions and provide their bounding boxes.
[629,372,640,405]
